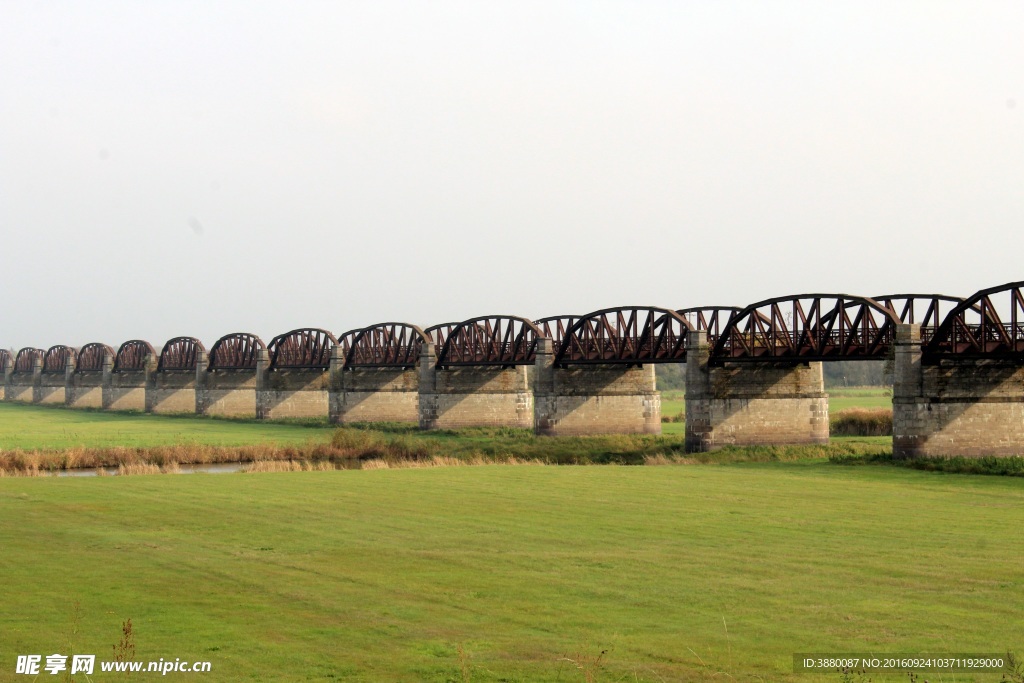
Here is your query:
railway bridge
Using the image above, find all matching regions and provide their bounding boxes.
[4,280,1023,458]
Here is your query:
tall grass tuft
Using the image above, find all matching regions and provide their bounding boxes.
[830,408,892,436]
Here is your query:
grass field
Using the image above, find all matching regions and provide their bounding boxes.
[0,403,334,450]
[1,464,1021,681]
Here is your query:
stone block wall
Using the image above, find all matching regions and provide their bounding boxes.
[258,368,329,420]
[330,366,419,424]
[68,372,105,408]
[36,372,67,404]
[533,340,661,435]
[198,370,258,418]
[148,371,198,414]
[685,331,828,451]
[418,342,533,429]
[894,323,1024,457]
[105,370,149,411]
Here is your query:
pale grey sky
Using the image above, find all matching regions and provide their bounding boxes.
[1,2,1022,351]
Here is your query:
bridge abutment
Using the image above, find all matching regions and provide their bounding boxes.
[685,331,828,451]
[418,342,533,430]
[533,339,661,436]
[893,323,1024,457]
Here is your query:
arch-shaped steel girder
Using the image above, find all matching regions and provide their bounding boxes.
[712,294,899,364]
[553,307,693,367]
[871,294,968,344]
[336,328,363,364]
[77,343,114,372]
[158,337,207,372]
[0,349,10,370]
[114,340,156,372]
[14,347,44,373]
[268,328,337,369]
[43,345,77,373]
[423,322,463,352]
[534,316,579,348]
[926,281,1024,359]
[208,333,265,370]
[676,307,742,348]
[436,316,543,367]
[345,323,428,369]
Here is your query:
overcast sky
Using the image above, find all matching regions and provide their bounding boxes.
[1,2,1022,351]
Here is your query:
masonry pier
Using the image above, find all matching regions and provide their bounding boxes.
[685,331,829,451]
[418,342,534,429]
[330,348,420,424]
[532,338,661,435]
[893,323,1024,457]
[105,355,155,411]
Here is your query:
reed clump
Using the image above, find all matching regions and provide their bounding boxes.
[830,408,893,436]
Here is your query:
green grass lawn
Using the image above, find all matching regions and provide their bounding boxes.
[0,403,334,450]
[1,464,1020,681]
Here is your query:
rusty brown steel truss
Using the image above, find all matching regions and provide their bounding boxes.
[345,323,428,368]
[676,307,742,348]
[712,295,900,364]
[0,349,10,370]
[423,322,461,352]
[534,316,577,349]
[14,348,44,373]
[114,340,156,372]
[77,343,114,372]
[554,307,692,366]
[208,333,265,370]
[43,345,77,373]
[436,316,542,367]
[158,337,207,372]
[926,281,1024,360]
[872,294,966,345]
[268,328,337,369]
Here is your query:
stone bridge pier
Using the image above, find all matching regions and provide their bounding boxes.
[533,339,661,436]
[684,331,829,451]
[148,350,205,414]
[418,342,533,430]
[105,355,155,411]
[6,356,40,403]
[330,348,420,424]
[37,355,74,405]
[893,323,1024,457]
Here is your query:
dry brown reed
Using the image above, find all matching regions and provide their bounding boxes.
[830,408,893,436]
[643,453,699,466]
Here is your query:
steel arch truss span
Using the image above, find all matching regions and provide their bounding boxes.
[158,337,207,372]
[676,307,742,348]
[346,323,428,369]
[0,349,10,370]
[534,316,578,348]
[872,294,966,344]
[926,281,1024,360]
[712,294,899,364]
[114,340,156,372]
[436,316,543,367]
[553,307,692,367]
[77,343,113,372]
[14,348,44,373]
[268,328,337,369]
[208,333,265,370]
[43,345,77,373]
[424,322,462,352]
